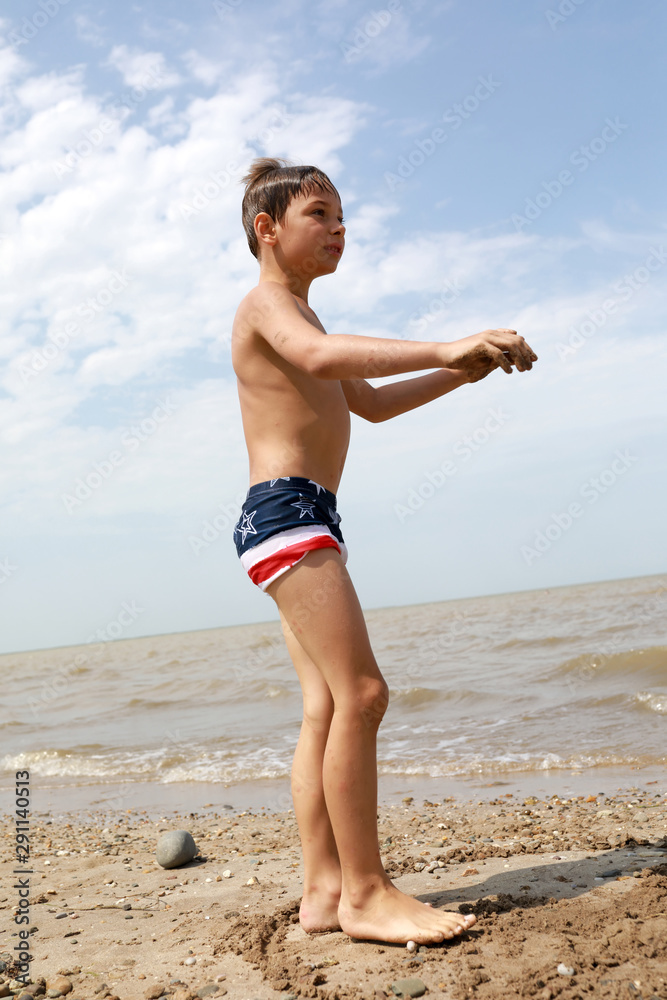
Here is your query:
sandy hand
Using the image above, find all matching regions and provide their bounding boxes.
[444,328,538,383]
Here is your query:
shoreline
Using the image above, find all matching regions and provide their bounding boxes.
[2,764,665,820]
[1,784,666,999]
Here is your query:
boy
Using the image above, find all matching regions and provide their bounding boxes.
[232,157,537,945]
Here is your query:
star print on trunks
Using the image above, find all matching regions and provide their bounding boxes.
[233,476,347,593]
[236,509,257,544]
[291,497,317,518]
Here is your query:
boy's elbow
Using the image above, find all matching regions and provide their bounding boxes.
[308,347,337,379]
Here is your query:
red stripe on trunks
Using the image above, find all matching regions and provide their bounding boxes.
[248,535,340,588]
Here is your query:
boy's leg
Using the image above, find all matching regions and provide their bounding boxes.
[268,548,476,944]
[278,610,342,932]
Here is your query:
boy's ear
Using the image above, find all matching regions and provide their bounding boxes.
[255,211,277,251]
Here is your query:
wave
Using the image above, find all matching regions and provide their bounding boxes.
[0,743,295,785]
[378,749,667,779]
[4,743,665,786]
[553,645,667,684]
[635,690,667,714]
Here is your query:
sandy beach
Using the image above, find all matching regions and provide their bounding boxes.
[2,784,666,1000]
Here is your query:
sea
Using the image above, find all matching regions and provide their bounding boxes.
[2,574,666,816]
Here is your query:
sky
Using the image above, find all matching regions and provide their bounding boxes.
[1,0,665,654]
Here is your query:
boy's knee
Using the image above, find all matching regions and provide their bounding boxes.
[358,676,389,728]
[303,692,334,732]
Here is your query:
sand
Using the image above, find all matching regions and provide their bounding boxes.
[2,785,666,1000]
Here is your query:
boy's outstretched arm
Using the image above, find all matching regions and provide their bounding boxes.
[342,328,539,422]
[249,283,537,379]
[342,369,468,423]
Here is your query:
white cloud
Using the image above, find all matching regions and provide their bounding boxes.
[74,13,106,48]
[0,38,27,90]
[181,48,226,86]
[104,44,182,90]
[0,56,372,538]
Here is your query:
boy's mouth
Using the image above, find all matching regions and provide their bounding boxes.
[324,244,343,256]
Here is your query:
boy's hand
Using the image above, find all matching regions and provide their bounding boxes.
[444,329,537,382]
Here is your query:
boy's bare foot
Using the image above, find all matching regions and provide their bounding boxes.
[338,879,476,944]
[299,881,342,933]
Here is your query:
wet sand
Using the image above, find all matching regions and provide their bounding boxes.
[1,784,666,1000]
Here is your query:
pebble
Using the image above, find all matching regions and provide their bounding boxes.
[184,957,196,966]
[391,978,426,998]
[196,987,220,998]
[413,862,426,872]
[49,978,72,996]
[222,870,232,878]
[144,985,165,999]
[156,830,198,869]
[406,940,417,953]
[556,963,574,976]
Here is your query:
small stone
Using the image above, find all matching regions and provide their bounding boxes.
[138,975,146,980]
[195,987,219,998]
[556,963,574,976]
[413,863,426,872]
[156,831,198,869]
[144,986,166,999]
[184,957,196,966]
[246,876,259,885]
[49,979,72,996]
[222,869,232,878]
[462,867,479,876]
[406,940,417,953]
[215,875,222,881]
[391,978,426,998]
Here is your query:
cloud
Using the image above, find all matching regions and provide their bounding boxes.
[74,13,106,48]
[0,54,371,538]
[104,43,182,90]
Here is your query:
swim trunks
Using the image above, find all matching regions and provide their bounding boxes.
[233,476,348,593]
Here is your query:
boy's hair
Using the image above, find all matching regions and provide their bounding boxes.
[241,157,340,260]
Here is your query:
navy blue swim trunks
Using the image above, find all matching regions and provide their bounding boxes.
[233,476,348,592]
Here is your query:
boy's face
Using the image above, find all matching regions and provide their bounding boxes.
[273,188,345,275]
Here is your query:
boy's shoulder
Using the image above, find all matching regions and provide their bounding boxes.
[237,280,294,313]
[234,281,317,337]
